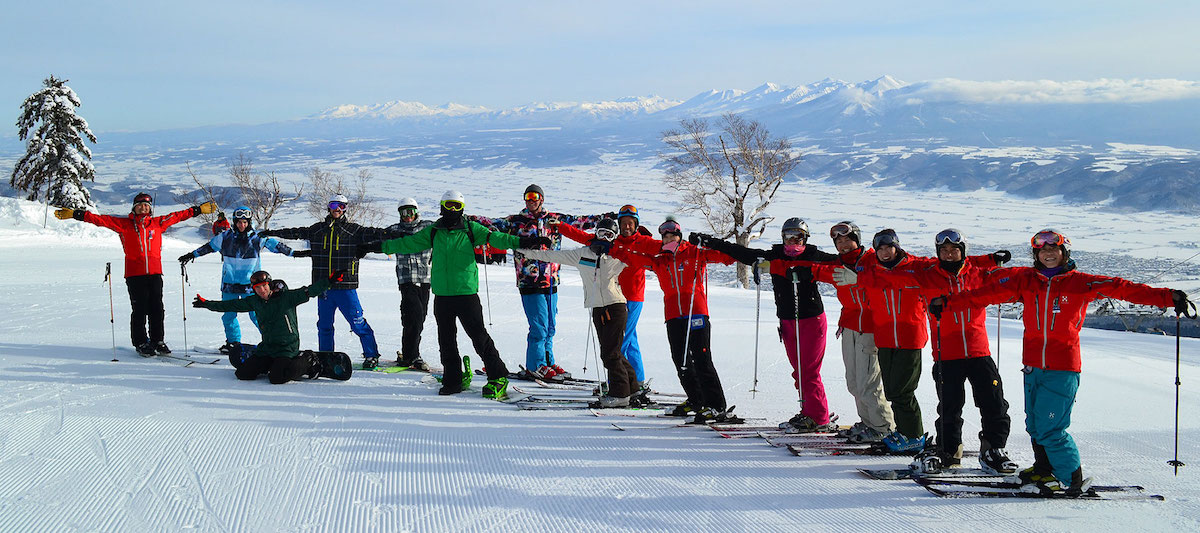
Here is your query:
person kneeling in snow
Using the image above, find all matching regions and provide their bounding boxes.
[192,269,348,384]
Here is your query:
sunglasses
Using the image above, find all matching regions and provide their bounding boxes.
[328,201,347,211]
[1031,230,1068,249]
[524,192,543,202]
[233,208,252,220]
[596,228,618,241]
[934,229,964,246]
[441,200,465,212]
[658,221,681,235]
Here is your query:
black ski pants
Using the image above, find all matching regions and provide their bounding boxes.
[665,316,727,411]
[399,282,431,362]
[235,354,309,384]
[594,303,637,398]
[932,356,1012,451]
[433,294,509,386]
[125,274,165,347]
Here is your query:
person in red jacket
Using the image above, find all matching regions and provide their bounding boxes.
[555,204,653,388]
[616,216,738,424]
[811,222,895,444]
[56,192,215,356]
[835,228,1016,473]
[931,229,1190,494]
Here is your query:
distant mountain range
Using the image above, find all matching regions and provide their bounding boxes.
[4,76,1200,212]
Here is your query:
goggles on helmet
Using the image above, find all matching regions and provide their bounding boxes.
[441,200,465,212]
[618,205,638,218]
[233,208,252,220]
[523,191,543,202]
[782,229,807,243]
[328,201,347,211]
[596,227,618,241]
[872,232,899,249]
[250,271,272,290]
[830,223,854,238]
[398,206,418,218]
[1031,230,1068,249]
[658,220,682,235]
[934,228,965,246]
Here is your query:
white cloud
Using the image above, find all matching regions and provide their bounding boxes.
[904,78,1200,104]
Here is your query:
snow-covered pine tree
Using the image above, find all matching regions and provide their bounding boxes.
[10,76,98,210]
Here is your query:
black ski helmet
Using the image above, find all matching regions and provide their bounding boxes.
[595,218,619,240]
[830,221,862,245]
[132,192,153,210]
[524,184,544,201]
[781,217,810,240]
[269,279,288,293]
[934,228,967,255]
[250,271,272,287]
[872,229,901,249]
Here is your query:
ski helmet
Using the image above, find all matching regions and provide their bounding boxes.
[658,215,683,236]
[398,197,419,211]
[132,192,153,206]
[781,218,810,241]
[250,270,272,287]
[232,205,253,222]
[872,229,900,249]
[328,194,349,211]
[1031,229,1071,264]
[830,221,862,245]
[441,190,466,211]
[618,204,639,223]
[934,228,967,255]
[269,279,288,293]
[595,218,619,241]
[524,184,544,202]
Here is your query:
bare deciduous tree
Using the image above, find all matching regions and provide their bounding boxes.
[305,166,384,226]
[661,113,801,288]
[173,162,235,228]
[228,154,303,230]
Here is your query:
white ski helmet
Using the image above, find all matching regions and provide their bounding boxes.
[398,197,419,212]
[329,193,349,205]
[441,190,465,204]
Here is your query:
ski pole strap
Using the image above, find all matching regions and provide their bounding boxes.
[104,262,111,283]
[1182,301,1198,319]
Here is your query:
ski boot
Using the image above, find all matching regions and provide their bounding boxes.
[688,407,720,425]
[482,376,509,400]
[154,341,172,355]
[713,407,745,425]
[837,421,868,439]
[665,400,693,417]
[881,431,927,454]
[219,341,239,355]
[461,356,473,390]
[978,438,1018,475]
[362,357,379,371]
[136,342,157,357]
[629,390,652,408]
[549,364,571,380]
[590,395,630,408]
[848,426,888,444]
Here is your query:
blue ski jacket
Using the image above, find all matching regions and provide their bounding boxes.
[189,228,295,294]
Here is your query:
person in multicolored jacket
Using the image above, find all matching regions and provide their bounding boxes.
[178,206,296,354]
[55,192,216,356]
[260,194,393,369]
[931,229,1190,494]
[470,184,607,380]
[385,197,435,370]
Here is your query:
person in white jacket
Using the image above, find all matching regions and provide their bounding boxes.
[518,219,640,407]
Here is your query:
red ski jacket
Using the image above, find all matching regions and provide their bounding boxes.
[617,235,736,321]
[854,252,936,350]
[557,222,653,302]
[858,255,1001,360]
[83,208,198,277]
[946,265,1174,372]
[813,247,876,334]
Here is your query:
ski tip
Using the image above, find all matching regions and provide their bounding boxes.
[610,422,626,431]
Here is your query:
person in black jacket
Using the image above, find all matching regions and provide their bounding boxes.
[691,218,840,433]
[260,194,393,369]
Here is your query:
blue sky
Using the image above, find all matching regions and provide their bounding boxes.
[2,1,1197,132]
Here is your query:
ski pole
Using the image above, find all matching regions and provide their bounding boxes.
[994,304,1001,367]
[750,261,763,395]
[679,254,700,374]
[792,270,804,413]
[934,316,946,458]
[583,312,594,374]
[482,250,493,325]
[181,263,189,355]
[105,262,117,361]
[1169,301,1196,474]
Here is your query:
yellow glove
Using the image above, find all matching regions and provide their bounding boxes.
[54,208,75,220]
[197,201,218,215]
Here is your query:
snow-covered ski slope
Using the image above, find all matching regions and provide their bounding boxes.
[1,183,1198,532]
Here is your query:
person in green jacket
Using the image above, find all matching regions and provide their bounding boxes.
[360,191,548,399]
[192,270,347,384]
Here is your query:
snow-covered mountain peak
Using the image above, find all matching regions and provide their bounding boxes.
[312,100,488,119]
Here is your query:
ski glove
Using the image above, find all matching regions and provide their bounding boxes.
[193,201,218,215]
[991,250,1012,265]
[329,270,347,283]
[356,242,382,258]
[831,266,858,286]
[519,236,553,249]
[1172,290,1194,316]
[292,249,312,258]
[178,253,195,265]
[54,208,86,221]
[928,296,947,320]
[191,294,209,308]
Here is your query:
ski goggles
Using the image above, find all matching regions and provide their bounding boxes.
[596,227,618,241]
[398,206,418,218]
[872,231,900,249]
[1031,230,1069,249]
[441,200,465,212]
[830,223,855,239]
[782,230,807,243]
[618,204,639,220]
[658,220,682,235]
[328,201,347,211]
[233,208,252,220]
[524,191,543,202]
[934,228,965,246]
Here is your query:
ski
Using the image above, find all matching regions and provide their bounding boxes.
[918,482,1163,501]
[858,467,1004,481]
[761,433,847,446]
[158,353,221,366]
[914,478,1146,491]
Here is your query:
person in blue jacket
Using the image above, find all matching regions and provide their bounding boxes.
[179,206,298,353]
